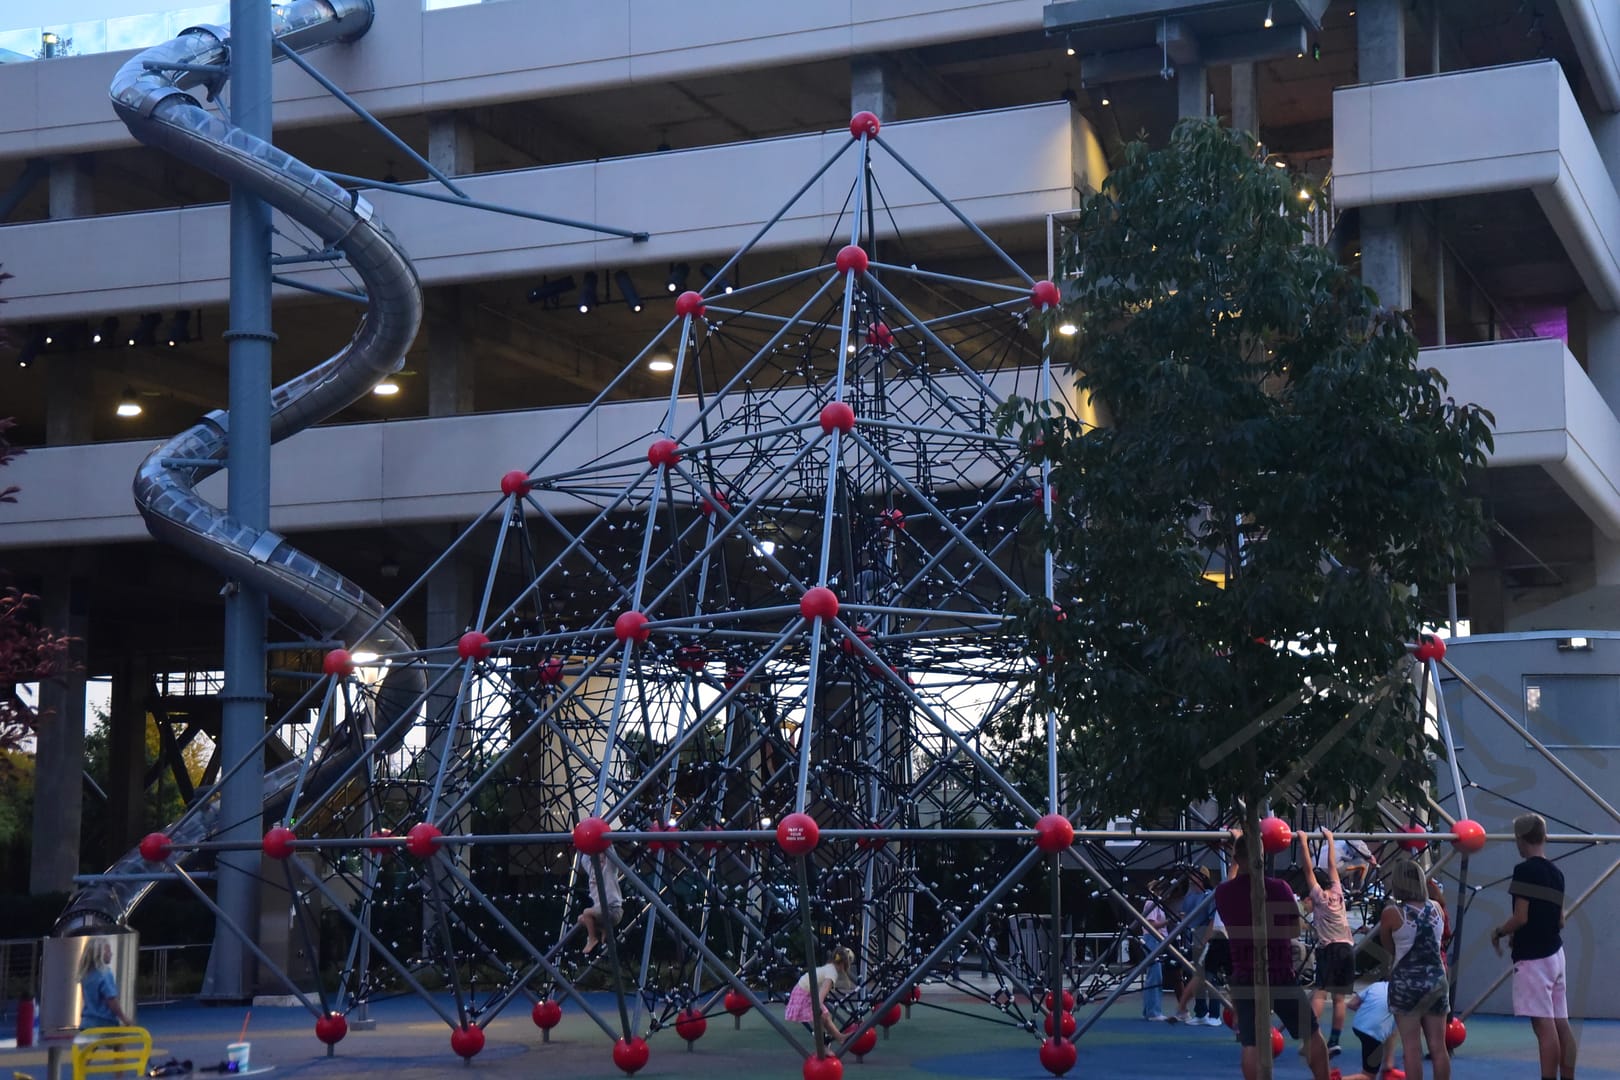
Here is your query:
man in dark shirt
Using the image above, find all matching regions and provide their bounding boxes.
[1213,834,1329,1080]
[1492,813,1576,1080]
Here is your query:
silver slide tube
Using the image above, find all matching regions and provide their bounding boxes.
[59,0,425,929]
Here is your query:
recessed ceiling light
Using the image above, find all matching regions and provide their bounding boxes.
[373,380,400,396]
[649,357,675,373]
[116,387,143,418]
[1058,322,1079,336]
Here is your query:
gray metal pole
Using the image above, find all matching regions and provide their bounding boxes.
[209,0,275,1002]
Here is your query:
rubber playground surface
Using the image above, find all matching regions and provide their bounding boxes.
[4,990,1615,1080]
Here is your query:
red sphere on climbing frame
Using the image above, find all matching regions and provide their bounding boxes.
[1451,818,1487,854]
[1044,1009,1077,1038]
[574,816,613,855]
[532,999,562,1030]
[674,290,706,318]
[836,245,869,275]
[844,1023,877,1057]
[538,658,565,684]
[367,829,395,856]
[1034,813,1075,853]
[1444,1016,1466,1050]
[675,1007,707,1043]
[1222,1006,1236,1029]
[1413,634,1447,662]
[1271,1027,1285,1058]
[406,822,443,858]
[723,990,751,1016]
[819,400,856,434]
[612,1036,650,1075]
[777,812,820,856]
[614,610,652,643]
[315,1012,348,1046]
[1260,816,1294,854]
[263,826,297,860]
[849,111,882,139]
[856,823,886,851]
[877,1003,902,1028]
[701,490,730,517]
[1400,823,1429,853]
[803,1055,843,1080]
[322,649,355,677]
[800,586,839,621]
[1044,989,1075,1012]
[880,508,905,531]
[1030,280,1062,310]
[449,1024,484,1059]
[1329,1070,1343,1080]
[139,832,173,863]
[1038,1037,1078,1077]
[867,322,894,348]
[457,631,490,661]
[500,470,532,497]
[647,438,681,469]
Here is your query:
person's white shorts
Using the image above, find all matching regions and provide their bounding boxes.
[1512,949,1568,1019]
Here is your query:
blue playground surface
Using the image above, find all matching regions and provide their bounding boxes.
[5,990,1614,1080]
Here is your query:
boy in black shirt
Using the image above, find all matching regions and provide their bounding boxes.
[1491,813,1576,1080]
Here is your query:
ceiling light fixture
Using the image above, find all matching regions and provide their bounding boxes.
[164,310,192,347]
[577,271,599,314]
[129,312,161,348]
[665,262,690,294]
[1263,2,1274,28]
[1065,32,1075,57]
[372,380,400,396]
[1058,321,1078,336]
[700,263,732,295]
[648,356,675,373]
[614,270,643,312]
[1100,91,1111,106]
[116,387,143,418]
[525,275,576,304]
[93,316,118,346]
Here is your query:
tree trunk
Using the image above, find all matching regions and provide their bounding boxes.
[1244,799,1273,1080]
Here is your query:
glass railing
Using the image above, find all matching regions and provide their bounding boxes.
[0,4,229,64]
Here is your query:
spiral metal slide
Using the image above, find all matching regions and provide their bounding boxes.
[59,0,425,929]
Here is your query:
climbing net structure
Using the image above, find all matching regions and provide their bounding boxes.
[113,114,1620,1079]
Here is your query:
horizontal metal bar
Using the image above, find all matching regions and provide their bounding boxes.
[143,60,226,75]
[322,170,650,242]
[269,248,342,266]
[271,274,367,303]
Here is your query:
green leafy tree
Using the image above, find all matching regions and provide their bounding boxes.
[1000,121,1492,1074]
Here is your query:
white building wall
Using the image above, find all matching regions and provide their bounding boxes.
[0,0,1045,159]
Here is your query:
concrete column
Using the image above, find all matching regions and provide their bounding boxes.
[1176,63,1207,120]
[47,155,96,446]
[48,155,93,219]
[45,360,94,446]
[106,654,150,861]
[427,287,475,417]
[1230,63,1259,136]
[851,55,897,121]
[1466,565,1506,635]
[1571,294,1620,413]
[1357,0,1406,83]
[29,564,89,895]
[1361,205,1411,310]
[427,112,475,177]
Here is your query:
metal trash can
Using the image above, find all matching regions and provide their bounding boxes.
[40,932,139,1038]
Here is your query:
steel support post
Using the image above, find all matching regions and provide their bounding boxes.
[208,0,275,1002]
